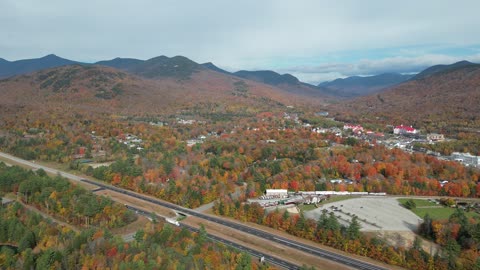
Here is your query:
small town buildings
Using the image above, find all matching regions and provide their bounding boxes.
[264,189,288,198]
[451,152,480,166]
[393,125,418,135]
[343,124,364,133]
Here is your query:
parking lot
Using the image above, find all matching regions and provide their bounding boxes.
[305,196,423,232]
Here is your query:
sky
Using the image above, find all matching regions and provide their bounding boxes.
[1,0,480,84]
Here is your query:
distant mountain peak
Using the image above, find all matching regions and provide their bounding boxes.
[454,60,473,65]
[43,54,59,58]
[233,70,300,85]
[0,54,79,79]
[201,62,231,75]
[412,60,480,80]
[319,73,413,97]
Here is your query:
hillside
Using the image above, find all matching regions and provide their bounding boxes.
[0,54,80,79]
[0,64,327,119]
[319,73,413,97]
[96,55,204,80]
[232,70,333,98]
[95,57,144,70]
[234,70,300,85]
[201,62,231,75]
[411,60,480,80]
[331,64,480,133]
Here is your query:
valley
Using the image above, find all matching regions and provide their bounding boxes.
[1,5,480,268]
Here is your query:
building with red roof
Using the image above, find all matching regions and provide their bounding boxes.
[393,125,418,135]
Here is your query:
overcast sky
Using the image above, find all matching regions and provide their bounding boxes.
[2,0,480,83]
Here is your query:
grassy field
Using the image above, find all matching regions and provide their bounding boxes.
[397,198,437,207]
[298,204,318,212]
[397,198,480,220]
[318,195,358,206]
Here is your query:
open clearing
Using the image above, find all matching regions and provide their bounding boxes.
[397,198,480,220]
[305,196,423,232]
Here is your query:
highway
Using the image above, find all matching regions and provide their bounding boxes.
[80,178,386,270]
[125,205,299,270]
[0,151,387,270]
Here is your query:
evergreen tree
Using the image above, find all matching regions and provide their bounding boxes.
[347,215,361,240]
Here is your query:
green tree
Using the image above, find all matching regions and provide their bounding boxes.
[18,230,36,251]
[347,215,361,240]
[235,252,252,270]
[404,199,416,210]
[22,248,35,270]
[196,224,208,246]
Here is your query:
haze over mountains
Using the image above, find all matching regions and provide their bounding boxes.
[319,73,413,97]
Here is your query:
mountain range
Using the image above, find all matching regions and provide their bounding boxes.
[1,54,479,132]
[0,54,413,98]
[0,61,328,119]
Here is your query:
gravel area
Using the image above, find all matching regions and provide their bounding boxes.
[305,196,423,232]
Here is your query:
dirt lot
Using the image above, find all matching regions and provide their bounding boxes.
[306,196,423,232]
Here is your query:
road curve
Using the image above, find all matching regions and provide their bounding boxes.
[0,151,388,270]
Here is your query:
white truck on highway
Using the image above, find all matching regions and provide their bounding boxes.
[165,217,180,226]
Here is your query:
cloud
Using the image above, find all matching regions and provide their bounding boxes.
[284,53,480,84]
[1,0,480,85]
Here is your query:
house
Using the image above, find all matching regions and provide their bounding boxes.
[343,124,364,133]
[315,111,329,117]
[427,133,445,142]
[393,125,418,135]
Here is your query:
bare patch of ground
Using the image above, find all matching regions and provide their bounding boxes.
[94,189,176,218]
[369,231,440,254]
[110,215,149,235]
[87,162,113,168]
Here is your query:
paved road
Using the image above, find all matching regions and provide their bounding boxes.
[0,151,387,270]
[126,205,298,270]
[0,152,85,182]
[81,179,386,270]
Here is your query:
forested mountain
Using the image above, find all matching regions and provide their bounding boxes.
[200,62,232,75]
[411,60,479,80]
[0,54,80,79]
[331,62,480,133]
[97,55,204,80]
[232,70,333,98]
[319,73,413,97]
[0,64,326,119]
